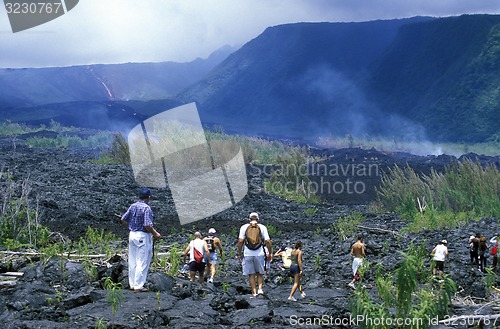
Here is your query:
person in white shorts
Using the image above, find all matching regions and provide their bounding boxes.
[237,212,272,297]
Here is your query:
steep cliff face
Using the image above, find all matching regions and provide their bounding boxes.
[178,15,499,143]
[368,14,500,142]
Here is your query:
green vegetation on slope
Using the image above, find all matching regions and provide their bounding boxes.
[370,14,500,142]
[0,120,114,149]
[377,161,500,231]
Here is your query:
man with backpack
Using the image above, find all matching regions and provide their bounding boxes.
[237,212,272,297]
[470,233,480,266]
[183,232,210,284]
[204,228,223,283]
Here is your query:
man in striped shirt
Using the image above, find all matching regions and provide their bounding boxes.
[121,188,161,292]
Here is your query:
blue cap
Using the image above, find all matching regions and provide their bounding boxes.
[138,188,152,198]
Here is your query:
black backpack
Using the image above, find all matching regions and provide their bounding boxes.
[244,223,263,250]
[206,237,215,252]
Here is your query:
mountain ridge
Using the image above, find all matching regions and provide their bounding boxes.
[0,45,235,108]
[1,15,499,144]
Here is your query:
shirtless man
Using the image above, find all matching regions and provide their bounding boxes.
[348,235,365,289]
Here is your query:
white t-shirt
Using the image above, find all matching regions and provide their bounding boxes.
[433,244,448,262]
[189,238,206,263]
[238,222,270,257]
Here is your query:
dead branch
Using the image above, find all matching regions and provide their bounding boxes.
[417,196,426,215]
[0,272,23,277]
[0,280,17,288]
[0,250,118,258]
[0,250,178,259]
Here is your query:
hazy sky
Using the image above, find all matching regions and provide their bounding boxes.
[0,0,498,68]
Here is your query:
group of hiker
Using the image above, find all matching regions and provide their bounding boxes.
[468,233,499,273]
[181,228,222,284]
[120,188,305,300]
[120,188,498,298]
[425,233,500,281]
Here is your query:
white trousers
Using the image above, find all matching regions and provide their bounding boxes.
[128,231,152,289]
[352,257,363,276]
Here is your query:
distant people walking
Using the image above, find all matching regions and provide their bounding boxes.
[288,241,306,301]
[121,188,161,292]
[263,245,271,275]
[204,228,223,283]
[237,212,272,296]
[348,235,365,289]
[183,232,210,284]
[490,235,499,272]
[468,235,476,264]
[479,236,489,273]
[431,240,448,278]
[470,233,480,266]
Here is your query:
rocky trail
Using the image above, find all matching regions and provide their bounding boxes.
[0,137,499,328]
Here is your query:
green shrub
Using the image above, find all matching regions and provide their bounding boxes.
[104,277,124,327]
[0,172,49,248]
[0,121,36,136]
[166,243,182,277]
[79,226,119,255]
[206,127,306,165]
[351,250,457,329]
[95,133,130,164]
[377,161,500,230]
[26,132,112,149]
[304,207,318,217]
[266,224,281,237]
[331,211,365,240]
[263,149,320,204]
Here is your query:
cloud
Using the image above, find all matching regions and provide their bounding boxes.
[0,0,498,68]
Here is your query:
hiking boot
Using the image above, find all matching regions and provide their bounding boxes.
[348,282,356,289]
[257,289,264,295]
[288,296,297,301]
[300,292,306,298]
[207,277,213,283]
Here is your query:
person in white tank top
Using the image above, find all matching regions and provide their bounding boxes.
[431,240,449,278]
[183,232,210,284]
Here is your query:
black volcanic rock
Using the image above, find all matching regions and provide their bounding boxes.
[0,139,499,328]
